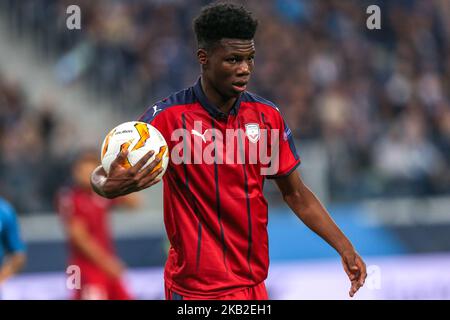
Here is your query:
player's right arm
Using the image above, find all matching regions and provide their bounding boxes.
[91,149,163,199]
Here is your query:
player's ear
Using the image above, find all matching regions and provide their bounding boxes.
[197,49,208,66]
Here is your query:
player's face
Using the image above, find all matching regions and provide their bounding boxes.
[205,39,255,98]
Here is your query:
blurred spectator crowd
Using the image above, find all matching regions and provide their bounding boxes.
[1,0,450,213]
[0,73,78,213]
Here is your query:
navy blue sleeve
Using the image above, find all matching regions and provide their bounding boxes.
[138,87,195,124]
[265,109,301,179]
[138,103,164,124]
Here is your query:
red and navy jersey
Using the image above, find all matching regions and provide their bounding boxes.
[139,78,300,298]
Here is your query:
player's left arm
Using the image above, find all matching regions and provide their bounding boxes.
[274,170,367,297]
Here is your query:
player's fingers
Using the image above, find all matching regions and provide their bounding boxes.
[146,177,162,188]
[111,149,129,168]
[358,261,367,286]
[350,280,359,297]
[360,275,367,286]
[138,155,162,178]
[121,183,143,196]
[341,259,354,282]
[139,168,162,187]
[132,149,156,172]
[352,256,365,282]
[134,177,160,192]
[350,268,359,281]
[349,283,355,297]
[138,168,164,189]
[116,165,162,194]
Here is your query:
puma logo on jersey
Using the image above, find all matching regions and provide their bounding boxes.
[153,105,162,117]
[191,129,209,143]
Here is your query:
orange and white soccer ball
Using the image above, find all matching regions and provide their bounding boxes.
[100,121,169,179]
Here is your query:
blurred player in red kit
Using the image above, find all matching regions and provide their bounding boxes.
[57,151,140,300]
[91,3,367,300]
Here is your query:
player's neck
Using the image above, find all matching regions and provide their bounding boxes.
[201,77,237,115]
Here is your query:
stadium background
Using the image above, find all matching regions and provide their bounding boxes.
[1,0,450,299]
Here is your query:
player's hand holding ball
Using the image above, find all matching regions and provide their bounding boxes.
[96,121,169,198]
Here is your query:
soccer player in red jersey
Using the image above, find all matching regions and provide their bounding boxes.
[91,3,367,300]
[58,151,140,300]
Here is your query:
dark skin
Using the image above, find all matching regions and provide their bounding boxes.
[275,170,367,297]
[198,38,255,113]
[91,149,163,199]
[91,38,367,297]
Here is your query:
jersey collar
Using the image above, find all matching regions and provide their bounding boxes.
[193,77,243,119]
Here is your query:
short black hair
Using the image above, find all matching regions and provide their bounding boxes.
[193,2,258,50]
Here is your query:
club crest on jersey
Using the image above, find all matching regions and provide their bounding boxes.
[245,123,260,143]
